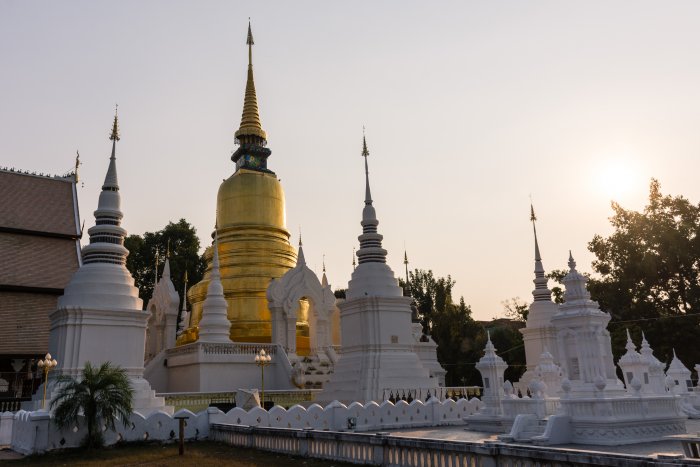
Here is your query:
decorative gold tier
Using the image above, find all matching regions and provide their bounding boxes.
[178,168,300,346]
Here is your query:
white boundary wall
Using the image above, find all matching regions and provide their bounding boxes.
[1,398,483,454]
[210,398,484,432]
[6,408,210,454]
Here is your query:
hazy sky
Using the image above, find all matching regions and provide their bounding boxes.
[3,1,700,320]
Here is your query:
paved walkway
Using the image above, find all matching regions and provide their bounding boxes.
[386,419,700,459]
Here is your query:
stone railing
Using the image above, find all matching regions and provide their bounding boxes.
[560,396,682,420]
[382,386,481,403]
[210,423,699,466]
[158,392,236,413]
[502,397,560,418]
[265,389,321,408]
[166,342,278,358]
[157,389,319,412]
[0,400,23,413]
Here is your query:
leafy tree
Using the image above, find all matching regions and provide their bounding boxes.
[399,269,455,335]
[401,271,489,386]
[502,297,529,321]
[124,219,207,315]
[431,297,485,386]
[333,288,346,299]
[587,179,700,368]
[51,362,133,449]
[484,320,526,384]
[546,270,567,304]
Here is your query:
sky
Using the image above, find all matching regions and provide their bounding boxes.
[2,1,700,320]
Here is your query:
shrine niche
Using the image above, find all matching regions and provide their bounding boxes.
[266,244,335,357]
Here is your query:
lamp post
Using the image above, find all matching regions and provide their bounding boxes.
[37,353,58,410]
[254,349,272,409]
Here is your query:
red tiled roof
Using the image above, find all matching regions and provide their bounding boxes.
[0,171,79,236]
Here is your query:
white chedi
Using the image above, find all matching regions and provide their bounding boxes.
[197,233,232,343]
[666,349,693,396]
[617,329,650,394]
[44,113,169,415]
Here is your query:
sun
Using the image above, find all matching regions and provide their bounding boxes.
[593,153,643,203]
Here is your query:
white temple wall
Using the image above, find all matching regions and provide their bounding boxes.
[4,398,483,455]
[8,408,210,455]
[166,343,293,392]
[48,307,149,379]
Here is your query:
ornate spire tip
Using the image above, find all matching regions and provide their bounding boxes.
[109,106,120,142]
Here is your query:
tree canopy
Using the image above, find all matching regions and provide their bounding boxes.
[586,179,700,369]
[402,270,503,386]
[124,219,206,312]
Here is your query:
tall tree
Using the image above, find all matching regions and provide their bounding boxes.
[400,269,455,335]
[401,270,487,386]
[124,219,207,311]
[587,179,700,368]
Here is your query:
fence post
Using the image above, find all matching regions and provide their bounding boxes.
[299,429,310,457]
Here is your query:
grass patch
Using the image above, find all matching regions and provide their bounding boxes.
[6,440,364,466]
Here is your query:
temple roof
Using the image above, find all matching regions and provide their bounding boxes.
[0,170,80,237]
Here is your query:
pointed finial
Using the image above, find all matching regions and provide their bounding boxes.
[487,330,491,342]
[352,247,356,270]
[641,330,648,344]
[235,20,267,144]
[404,248,410,285]
[568,250,576,270]
[247,19,254,46]
[74,150,81,182]
[297,235,306,266]
[154,248,160,286]
[625,328,636,352]
[322,254,326,273]
[362,130,372,205]
[166,239,171,258]
[673,348,677,359]
[109,104,120,142]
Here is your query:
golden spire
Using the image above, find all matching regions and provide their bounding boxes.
[109,104,120,141]
[235,20,267,143]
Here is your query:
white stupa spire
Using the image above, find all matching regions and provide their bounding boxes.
[562,251,592,304]
[81,109,128,266]
[356,133,388,265]
[321,254,328,287]
[198,232,232,343]
[297,235,306,266]
[619,328,644,364]
[177,270,190,336]
[530,204,552,302]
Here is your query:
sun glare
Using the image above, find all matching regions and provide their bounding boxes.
[593,153,643,203]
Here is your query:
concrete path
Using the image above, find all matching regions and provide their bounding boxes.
[385,419,700,459]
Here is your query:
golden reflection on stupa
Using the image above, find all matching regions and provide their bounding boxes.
[177,22,311,352]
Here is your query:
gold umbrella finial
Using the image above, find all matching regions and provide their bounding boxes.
[235,20,267,144]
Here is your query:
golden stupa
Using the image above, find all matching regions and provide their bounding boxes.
[178,23,310,351]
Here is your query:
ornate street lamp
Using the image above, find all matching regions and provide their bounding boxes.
[37,353,58,410]
[254,349,272,408]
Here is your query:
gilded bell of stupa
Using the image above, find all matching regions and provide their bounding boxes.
[178,23,308,349]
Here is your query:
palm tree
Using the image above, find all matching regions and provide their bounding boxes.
[50,362,133,448]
